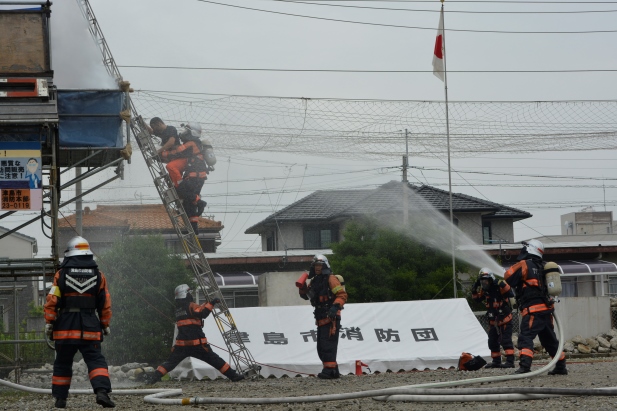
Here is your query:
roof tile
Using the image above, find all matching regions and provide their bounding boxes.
[59,204,223,231]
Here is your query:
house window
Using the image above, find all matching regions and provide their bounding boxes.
[303,226,338,249]
[608,276,617,296]
[266,232,276,251]
[561,277,578,297]
[482,221,492,244]
[0,305,6,333]
[222,289,259,308]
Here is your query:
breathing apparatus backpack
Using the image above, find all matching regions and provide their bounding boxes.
[200,138,217,169]
[543,261,562,297]
[457,352,487,371]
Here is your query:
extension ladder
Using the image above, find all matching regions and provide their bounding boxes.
[78,0,260,377]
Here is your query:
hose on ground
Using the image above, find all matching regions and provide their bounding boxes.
[0,378,180,396]
[142,312,601,405]
[5,311,610,406]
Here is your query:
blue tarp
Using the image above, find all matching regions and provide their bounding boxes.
[57,90,124,148]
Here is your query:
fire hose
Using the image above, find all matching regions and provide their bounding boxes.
[140,311,615,405]
[3,312,616,405]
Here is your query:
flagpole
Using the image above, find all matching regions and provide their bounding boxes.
[440,1,457,298]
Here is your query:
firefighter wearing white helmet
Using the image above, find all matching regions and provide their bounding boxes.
[160,122,210,233]
[298,254,348,379]
[148,285,244,384]
[472,268,515,368]
[44,236,115,408]
[504,239,567,375]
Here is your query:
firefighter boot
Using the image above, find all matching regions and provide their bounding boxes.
[54,397,67,408]
[318,367,340,379]
[501,355,515,368]
[144,370,163,385]
[95,388,116,408]
[484,357,502,369]
[223,368,245,382]
[190,221,199,235]
[548,359,568,375]
[514,355,532,374]
[196,199,207,216]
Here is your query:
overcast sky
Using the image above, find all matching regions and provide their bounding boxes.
[3,0,617,256]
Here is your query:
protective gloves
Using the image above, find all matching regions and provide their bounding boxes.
[45,323,53,338]
[328,304,341,320]
[211,298,221,305]
[102,327,111,336]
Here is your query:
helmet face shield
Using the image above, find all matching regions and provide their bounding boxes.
[478,268,495,291]
[311,254,330,269]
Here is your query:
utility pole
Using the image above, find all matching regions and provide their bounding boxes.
[403,129,409,225]
[76,167,83,236]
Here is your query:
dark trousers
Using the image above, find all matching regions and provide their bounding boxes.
[518,311,563,361]
[488,321,514,358]
[316,319,341,369]
[177,178,205,217]
[157,343,232,377]
[52,342,111,399]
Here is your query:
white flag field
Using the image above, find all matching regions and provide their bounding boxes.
[432,8,445,81]
[170,299,489,379]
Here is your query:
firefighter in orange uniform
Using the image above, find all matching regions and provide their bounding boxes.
[504,239,567,375]
[44,236,115,408]
[147,117,185,187]
[162,123,209,234]
[299,255,348,379]
[147,284,244,383]
[472,268,515,368]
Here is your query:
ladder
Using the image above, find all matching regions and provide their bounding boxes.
[78,0,260,377]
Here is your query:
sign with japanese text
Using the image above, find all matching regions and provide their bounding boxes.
[170,299,489,379]
[0,142,42,211]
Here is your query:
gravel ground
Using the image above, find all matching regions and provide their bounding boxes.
[2,358,617,410]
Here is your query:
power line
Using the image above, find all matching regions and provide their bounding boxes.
[411,165,617,181]
[271,0,617,13]
[119,65,617,73]
[279,1,617,3]
[139,89,617,102]
[196,0,617,33]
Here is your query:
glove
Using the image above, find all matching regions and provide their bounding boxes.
[211,298,221,305]
[45,323,53,338]
[498,280,507,288]
[103,327,111,336]
[328,304,340,320]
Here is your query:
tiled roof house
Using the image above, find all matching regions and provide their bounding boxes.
[245,181,531,251]
[59,204,223,254]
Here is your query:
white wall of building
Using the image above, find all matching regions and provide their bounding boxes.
[455,213,483,244]
[554,297,611,341]
[258,271,311,307]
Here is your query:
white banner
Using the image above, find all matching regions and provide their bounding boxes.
[169,298,489,379]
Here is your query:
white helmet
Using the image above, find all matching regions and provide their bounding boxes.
[174,284,192,300]
[64,236,93,257]
[184,122,202,138]
[478,267,495,282]
[523,239,544,258]
[312,254,330,269]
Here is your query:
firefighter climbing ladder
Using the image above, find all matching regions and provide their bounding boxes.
[77,0,260,377]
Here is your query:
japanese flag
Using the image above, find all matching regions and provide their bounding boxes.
[432,8,445,82]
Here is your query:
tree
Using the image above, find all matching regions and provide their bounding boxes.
[329,218,466,303]
[98,235,194,365]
